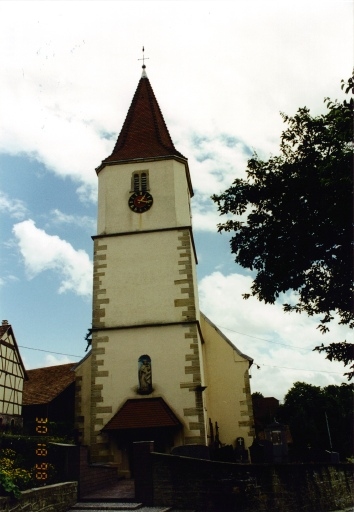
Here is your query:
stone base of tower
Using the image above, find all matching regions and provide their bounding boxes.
[76,336,208,468]
[75,315,254,472]
[78,318,209,465]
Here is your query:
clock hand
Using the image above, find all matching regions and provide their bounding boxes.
[138,196,152,203]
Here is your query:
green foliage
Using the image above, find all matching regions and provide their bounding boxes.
[0,448,32,498]
[0,433,72,496]
[0,471,21,499]
[0,435,47,469]
[212,74,353,378]
[278,382,354,460]
[315,341,354,380]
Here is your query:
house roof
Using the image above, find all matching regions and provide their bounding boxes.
[0,324,9,338]
[102,397,182,431]
[22,363,76,406]
[98,69,186,169]
[0,322,28,380]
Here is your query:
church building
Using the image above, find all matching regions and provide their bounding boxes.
[75,63,254,476]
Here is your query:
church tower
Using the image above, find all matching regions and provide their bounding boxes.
[89,64,207,465]
[75,63,254,473]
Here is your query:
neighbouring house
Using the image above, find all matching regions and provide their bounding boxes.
[0,320,28,431]
[252,395,280,437]
[22,362,76,437]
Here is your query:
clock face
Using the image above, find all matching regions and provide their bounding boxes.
[128,192,153,213]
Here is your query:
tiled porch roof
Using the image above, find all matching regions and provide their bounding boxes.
[102,397,181,430]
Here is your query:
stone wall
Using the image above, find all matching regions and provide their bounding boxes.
[75,445,118,497]
[151,452,354,512]
[0,482,77,512]
[47,444,118,498]
[78,459,118,497]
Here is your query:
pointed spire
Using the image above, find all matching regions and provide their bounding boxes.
[140,46,148,79]
[100,70,186,168]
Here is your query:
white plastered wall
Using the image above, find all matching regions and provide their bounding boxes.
[97,159,192,236]
[75,355,92,446]
[94,324,201,438]
[100,230,194,327]
[200,314,254,449]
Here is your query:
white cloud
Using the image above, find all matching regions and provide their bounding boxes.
[192,198,228,233]
[0,274,20,288]
[0,191,28,219]
[12,219,92,297]
[0,87,102,201]
[186,132,251,190]
[24,353,79,370]
[185,130,254,232]
[199,271,352,400]
[45,354,75,367]
[0,1,351,203]
[50,209,96,232]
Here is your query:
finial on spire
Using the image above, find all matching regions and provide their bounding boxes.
[138,46,149,78]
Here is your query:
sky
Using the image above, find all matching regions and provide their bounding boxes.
[0,0,353,401]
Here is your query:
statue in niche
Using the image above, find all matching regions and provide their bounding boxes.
[138,355,152,394]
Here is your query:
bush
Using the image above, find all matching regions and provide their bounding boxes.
[0,434,72,497]
[0,449,32,498]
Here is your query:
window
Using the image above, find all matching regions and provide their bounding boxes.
[131,171,150,193]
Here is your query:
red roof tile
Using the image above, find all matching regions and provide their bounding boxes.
[22,363,76,405]
[102,397,181,430]
[99,74,186,168]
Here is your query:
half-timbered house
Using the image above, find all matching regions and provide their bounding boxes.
[0,320,27,430]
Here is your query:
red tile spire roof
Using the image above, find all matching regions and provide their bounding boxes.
[99,68,186,169]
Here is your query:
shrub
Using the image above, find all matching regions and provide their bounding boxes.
[0,439,63,498]
[0,449,32,498]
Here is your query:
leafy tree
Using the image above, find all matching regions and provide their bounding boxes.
[321,383,354,458]
[279,382,324,458]
[315,341,354,380]
[278,381,354,460]
[212,75,353,378]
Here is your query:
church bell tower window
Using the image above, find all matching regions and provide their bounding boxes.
[131,171,149,193]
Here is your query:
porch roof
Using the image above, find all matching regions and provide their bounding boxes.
[102,397,181,430]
